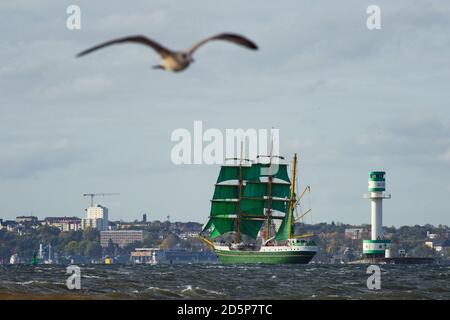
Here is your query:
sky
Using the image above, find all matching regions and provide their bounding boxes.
[0,0,449,226]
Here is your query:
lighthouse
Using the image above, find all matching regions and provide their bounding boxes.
[363,171,391,258]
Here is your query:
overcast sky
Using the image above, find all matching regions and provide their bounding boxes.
[1,0,449,227]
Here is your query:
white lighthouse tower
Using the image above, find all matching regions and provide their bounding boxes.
[363,171,391,258]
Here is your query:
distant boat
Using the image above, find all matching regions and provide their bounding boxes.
[130,248,159,265]
[104,256,113,264]
[31,252,38,266]
[9,253,19,264]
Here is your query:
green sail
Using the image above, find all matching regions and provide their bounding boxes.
[213,184,239,199]
[275,193,296,241]
[247,163,290,182]
[203,217,262,239]
[241,198,290,214]
[240,219,264,239]
[203,219,235,239]
[243,181,290,198]
[210,224,221,239]
[271,199,290,213]
[207,197,265,239]
[216,165,250,183]
[275,216,290,241]
[206,161,293,240]
[211,200,238,216]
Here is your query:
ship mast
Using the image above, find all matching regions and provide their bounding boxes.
[265,137,274,241]
[236,140,244,243]
[288,153,297,239]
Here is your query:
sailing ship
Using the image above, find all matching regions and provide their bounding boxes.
[200,152,318,264]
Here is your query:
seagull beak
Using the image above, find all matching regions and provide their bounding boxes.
[190,57,195,63]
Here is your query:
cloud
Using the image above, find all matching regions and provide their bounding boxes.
[353,117,450,166]
[437,150,450,163]
[0,139,88,179]
[94,11,167,32]
[40,75,113,99]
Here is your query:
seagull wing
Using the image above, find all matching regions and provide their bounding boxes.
[76,35,172,58]
[188,33,258,55]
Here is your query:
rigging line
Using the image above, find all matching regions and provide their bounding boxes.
[308,184,313,225]
[294,160,304,222]
[295,168,301,218]
[265,129,275,241]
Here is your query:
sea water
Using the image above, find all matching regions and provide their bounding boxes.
[0,264,448,299]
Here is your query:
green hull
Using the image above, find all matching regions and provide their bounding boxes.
[214,248,316,264]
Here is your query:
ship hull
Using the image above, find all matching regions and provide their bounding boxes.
[213,248,316,264]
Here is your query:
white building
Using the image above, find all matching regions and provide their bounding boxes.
[344,228,369,240]
[81,218,104,231]
[425,239,450,252]
[427,231,438,239]
[82,205,109,231]
[179,232,199,240]
[44,217,81,231]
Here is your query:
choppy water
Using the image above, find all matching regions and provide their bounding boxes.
[0,264,449,299]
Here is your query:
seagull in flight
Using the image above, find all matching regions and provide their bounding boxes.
[76,33,258,72]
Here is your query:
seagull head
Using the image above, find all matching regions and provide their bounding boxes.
[181,52,194,64]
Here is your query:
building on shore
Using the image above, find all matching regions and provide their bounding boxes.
[100,230,144,248]
[114,221,150,229]
[130,248,159,264]
[0,220,19,232]
[82,217,105,231]
[15,216,39,224]
[425,239,450,252]
[44,217,81,231]
[344,228,369,240]
[82,205,109,231]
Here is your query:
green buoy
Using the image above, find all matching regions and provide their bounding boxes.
[31,252,38,266]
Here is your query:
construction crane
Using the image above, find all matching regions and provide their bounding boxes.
[83,193,120,207]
